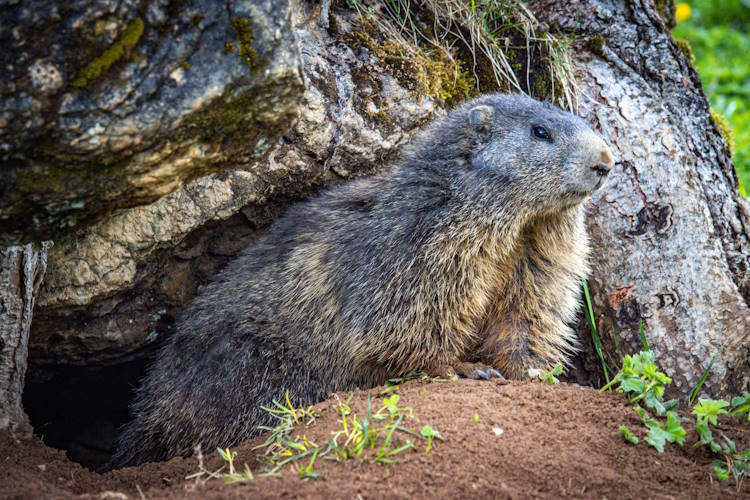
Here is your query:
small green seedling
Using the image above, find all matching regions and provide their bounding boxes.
[218,447,237,475]
[730,392,750,421]
[473,413,480,423]
[639,410,686,453]
[693,398,730,453]
[600,351,677,416]
[619,425,639,445]
[693,398,730,426]
[299,447,324,480]
[527,362,563,384]
[710,435,750,484]
[217,447,255,484]
[714,462,730,482]
[420,425,443,454]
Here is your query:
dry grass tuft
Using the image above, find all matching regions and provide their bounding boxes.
[350,0,578,110]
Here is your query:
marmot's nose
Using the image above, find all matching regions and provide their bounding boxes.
[592,144,615,177]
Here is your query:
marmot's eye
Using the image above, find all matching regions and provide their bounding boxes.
[532,125,552,142]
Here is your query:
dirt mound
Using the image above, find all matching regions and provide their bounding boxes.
[2,380,748,499]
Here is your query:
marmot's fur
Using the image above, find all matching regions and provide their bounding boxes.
[110,93,614,468]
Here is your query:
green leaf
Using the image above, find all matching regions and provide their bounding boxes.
[730,391,750,420]
[692,398,730,426]
[644,391,666,416]
[619,425,639,445]
[695,419,713,445]
[643,411,685,452]
[720,435,737,455]
[582,279,610,384]
[646,425,668,452]
[662,399,680,413]
[713,461,729,482]
[621,375,645,394]
[420,425,442,439]
[664,412,686,445]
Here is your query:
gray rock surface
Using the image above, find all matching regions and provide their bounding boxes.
[30,3,438,366]
[0,0,303,245]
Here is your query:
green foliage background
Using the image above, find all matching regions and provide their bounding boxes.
[674,0,750,195]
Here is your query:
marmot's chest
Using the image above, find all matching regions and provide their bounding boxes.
[468,232,583,335]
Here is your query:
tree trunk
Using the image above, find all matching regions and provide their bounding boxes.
[528,0,750,396]
[0,242,51,434]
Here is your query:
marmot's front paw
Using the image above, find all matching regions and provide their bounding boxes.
[452,362,505,381]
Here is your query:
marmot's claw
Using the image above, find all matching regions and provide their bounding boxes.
[456,366,505,380]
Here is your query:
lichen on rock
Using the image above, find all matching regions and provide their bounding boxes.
[71,17,144,88]
[231,17,259,70]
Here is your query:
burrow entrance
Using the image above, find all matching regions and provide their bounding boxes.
[23,356,152,470]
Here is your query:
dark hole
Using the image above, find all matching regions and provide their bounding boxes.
[23,356,150,471]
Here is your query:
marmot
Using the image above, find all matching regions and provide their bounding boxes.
[110,93,614,468]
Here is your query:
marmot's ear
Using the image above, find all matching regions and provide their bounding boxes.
[469,105,494,138]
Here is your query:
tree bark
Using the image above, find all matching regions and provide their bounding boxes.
[528,0,750,396]
[0,242,51,434]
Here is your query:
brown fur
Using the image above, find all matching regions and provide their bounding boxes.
[110,93,614,468]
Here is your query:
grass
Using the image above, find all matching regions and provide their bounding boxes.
[673,1,750,196]
[349,0,576,110]
[582,279,612,384]
[190,385,444,484]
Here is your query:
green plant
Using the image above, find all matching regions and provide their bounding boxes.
[582,279,612,384]
[585,291,749,484]
[689,352,718,405]
[217,447,255,484]
[248,386,442,480]
[419,425,443,454]
[730,392,750,421]
[527,362,563,384]
[633,407,686,452]
[693,398,730,453]
[603,344,749,484]
[599,351,677,416]
[710,435,749,484]
[619,425,639,445]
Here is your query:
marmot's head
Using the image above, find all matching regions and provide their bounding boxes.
[452,93,614,213]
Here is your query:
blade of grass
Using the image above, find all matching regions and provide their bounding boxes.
[689,352,719,405]
[582,279,610,384]
[639,319,650,352]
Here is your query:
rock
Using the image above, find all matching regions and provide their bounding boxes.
[0,0,303,245]
[29,2,439,366]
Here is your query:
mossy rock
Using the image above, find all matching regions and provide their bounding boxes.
[0,0,303,245]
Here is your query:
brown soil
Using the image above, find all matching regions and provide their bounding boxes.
[2,380,748,499]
